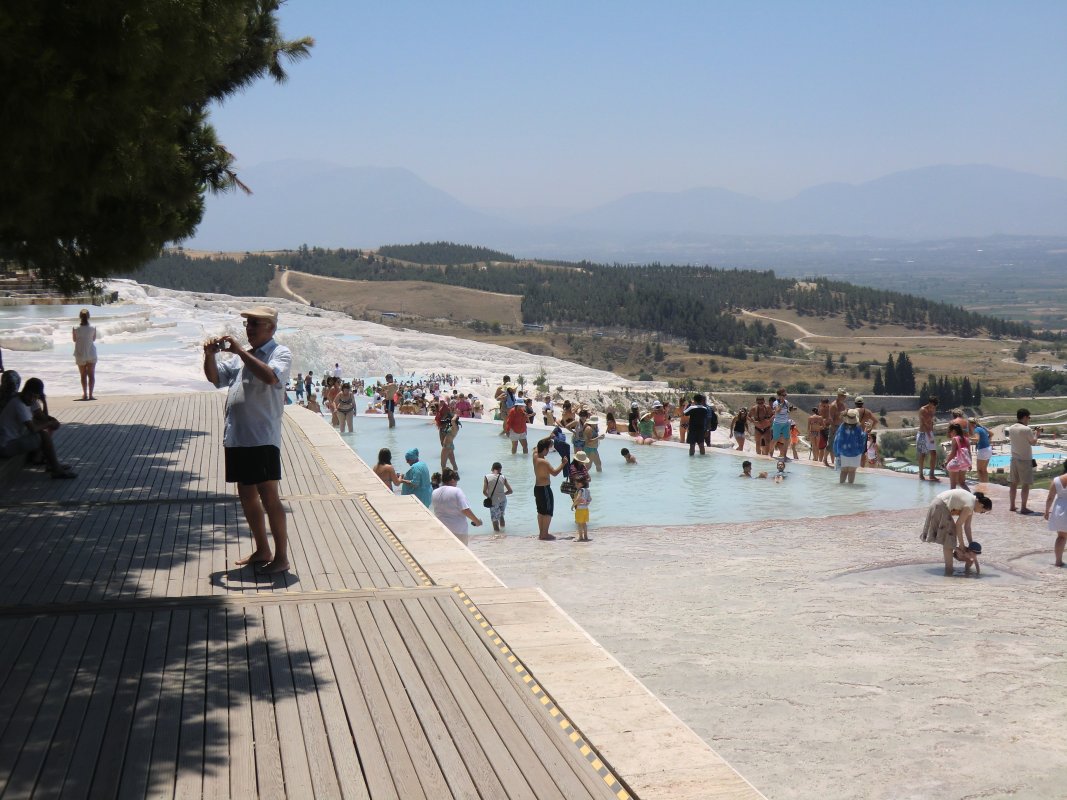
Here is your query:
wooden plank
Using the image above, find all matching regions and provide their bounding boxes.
[294,604,369,800]
[391,597,536,800]
[351,600,451,797]
[260,603,315,797]
[433,595,617,799]
[32,613,119,797]
[224,608,258,800]
[332,601,422,799]
[245,606,287,800]
[82,611,154,797]
[116,612,172,798]
[175,607,209,800]
[314,602,399,800]
[145,609,190,798]
[0,614,93,800]
[279,603,343,799]
[366,600,483,799]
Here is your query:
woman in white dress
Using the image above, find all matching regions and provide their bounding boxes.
[72,308,98,400]
[1043,462,1067,567]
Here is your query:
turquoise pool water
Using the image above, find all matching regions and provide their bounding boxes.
[329,408,943,537]
[988,448,1065,469]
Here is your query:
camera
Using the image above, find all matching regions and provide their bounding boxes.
[215,339,230,351]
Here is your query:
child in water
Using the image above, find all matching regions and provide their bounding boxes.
[952,540,981,576]
[572,477,592,542]
[740,461,753,477]
[621,448,637,464]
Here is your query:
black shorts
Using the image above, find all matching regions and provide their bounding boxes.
[225,445,281,485]
[534,484,554,516]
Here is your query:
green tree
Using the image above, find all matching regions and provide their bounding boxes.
[872,368,885,395]
[1015,342,1029,363]
[0,1,313,291]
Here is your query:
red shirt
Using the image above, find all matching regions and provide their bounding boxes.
[505,405,528,434]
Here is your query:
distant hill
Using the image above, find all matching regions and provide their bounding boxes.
[186,161,1067,253]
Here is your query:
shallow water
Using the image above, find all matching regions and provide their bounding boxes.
[339,408,942,536]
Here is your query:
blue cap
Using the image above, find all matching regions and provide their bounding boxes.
[968,541,982,554]
[405,448,419,462]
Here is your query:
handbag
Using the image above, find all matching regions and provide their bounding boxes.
[559,480,575,496]
[483,475,501,508]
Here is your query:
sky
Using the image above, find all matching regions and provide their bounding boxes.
[207,0,1067,211]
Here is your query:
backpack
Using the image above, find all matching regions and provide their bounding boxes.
[707,407,718,431]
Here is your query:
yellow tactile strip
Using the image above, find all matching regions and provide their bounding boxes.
[452,586,635,800]
[359,494,435,587]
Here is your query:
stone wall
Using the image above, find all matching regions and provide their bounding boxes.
[712,392,922,414]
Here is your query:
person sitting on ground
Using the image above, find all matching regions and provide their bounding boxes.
[627,402,640,435]
[605,411,619,435]
[0,377,76,478]
[636,411,656,445]
[620,447,637,464]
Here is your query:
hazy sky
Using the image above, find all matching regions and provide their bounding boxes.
[208,1,1067,210]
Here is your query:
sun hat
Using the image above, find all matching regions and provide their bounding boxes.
[573,451,590,464]
[836,387,848,396]
[240,305,278,323]
[588,414,600,424]
[631,401,639,409]
[843,409,859,424]
[652,400,663,408]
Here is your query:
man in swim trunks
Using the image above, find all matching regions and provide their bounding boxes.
[749,397,773,456]
[382,373,398,428]
[533,436,568,540]
[917,396,940,482]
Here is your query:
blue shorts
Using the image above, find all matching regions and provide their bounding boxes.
[772,421,791,442]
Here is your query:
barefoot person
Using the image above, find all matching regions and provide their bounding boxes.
[533,436,568,541]
[921,488,992,577]
[833,409,866,485]
[1007,408,1040,514]
[971,418,993,484]
[1043,462,1067,567]
[916,396,940,482]
[204,305,292,574]
[482,461,513,532]
[72,308,98,400]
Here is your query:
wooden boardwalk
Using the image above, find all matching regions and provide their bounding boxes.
[0,394,631,799]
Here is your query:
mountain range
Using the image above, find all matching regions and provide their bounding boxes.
[187,161,1067,258]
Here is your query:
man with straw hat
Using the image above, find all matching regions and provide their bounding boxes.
[204,304,292,574]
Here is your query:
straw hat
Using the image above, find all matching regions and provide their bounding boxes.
[836,387,848,396]
[573,451,590,464]
[843,409,859,424]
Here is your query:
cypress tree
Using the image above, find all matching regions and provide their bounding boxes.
[884,354,898,394]
[873,369,885,395]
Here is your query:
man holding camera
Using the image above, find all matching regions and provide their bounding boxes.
[204,306,292,574]
[1006,408,1040,515]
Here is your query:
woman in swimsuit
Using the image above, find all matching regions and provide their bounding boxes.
[373,448,404,491]
[730,407,748,451]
